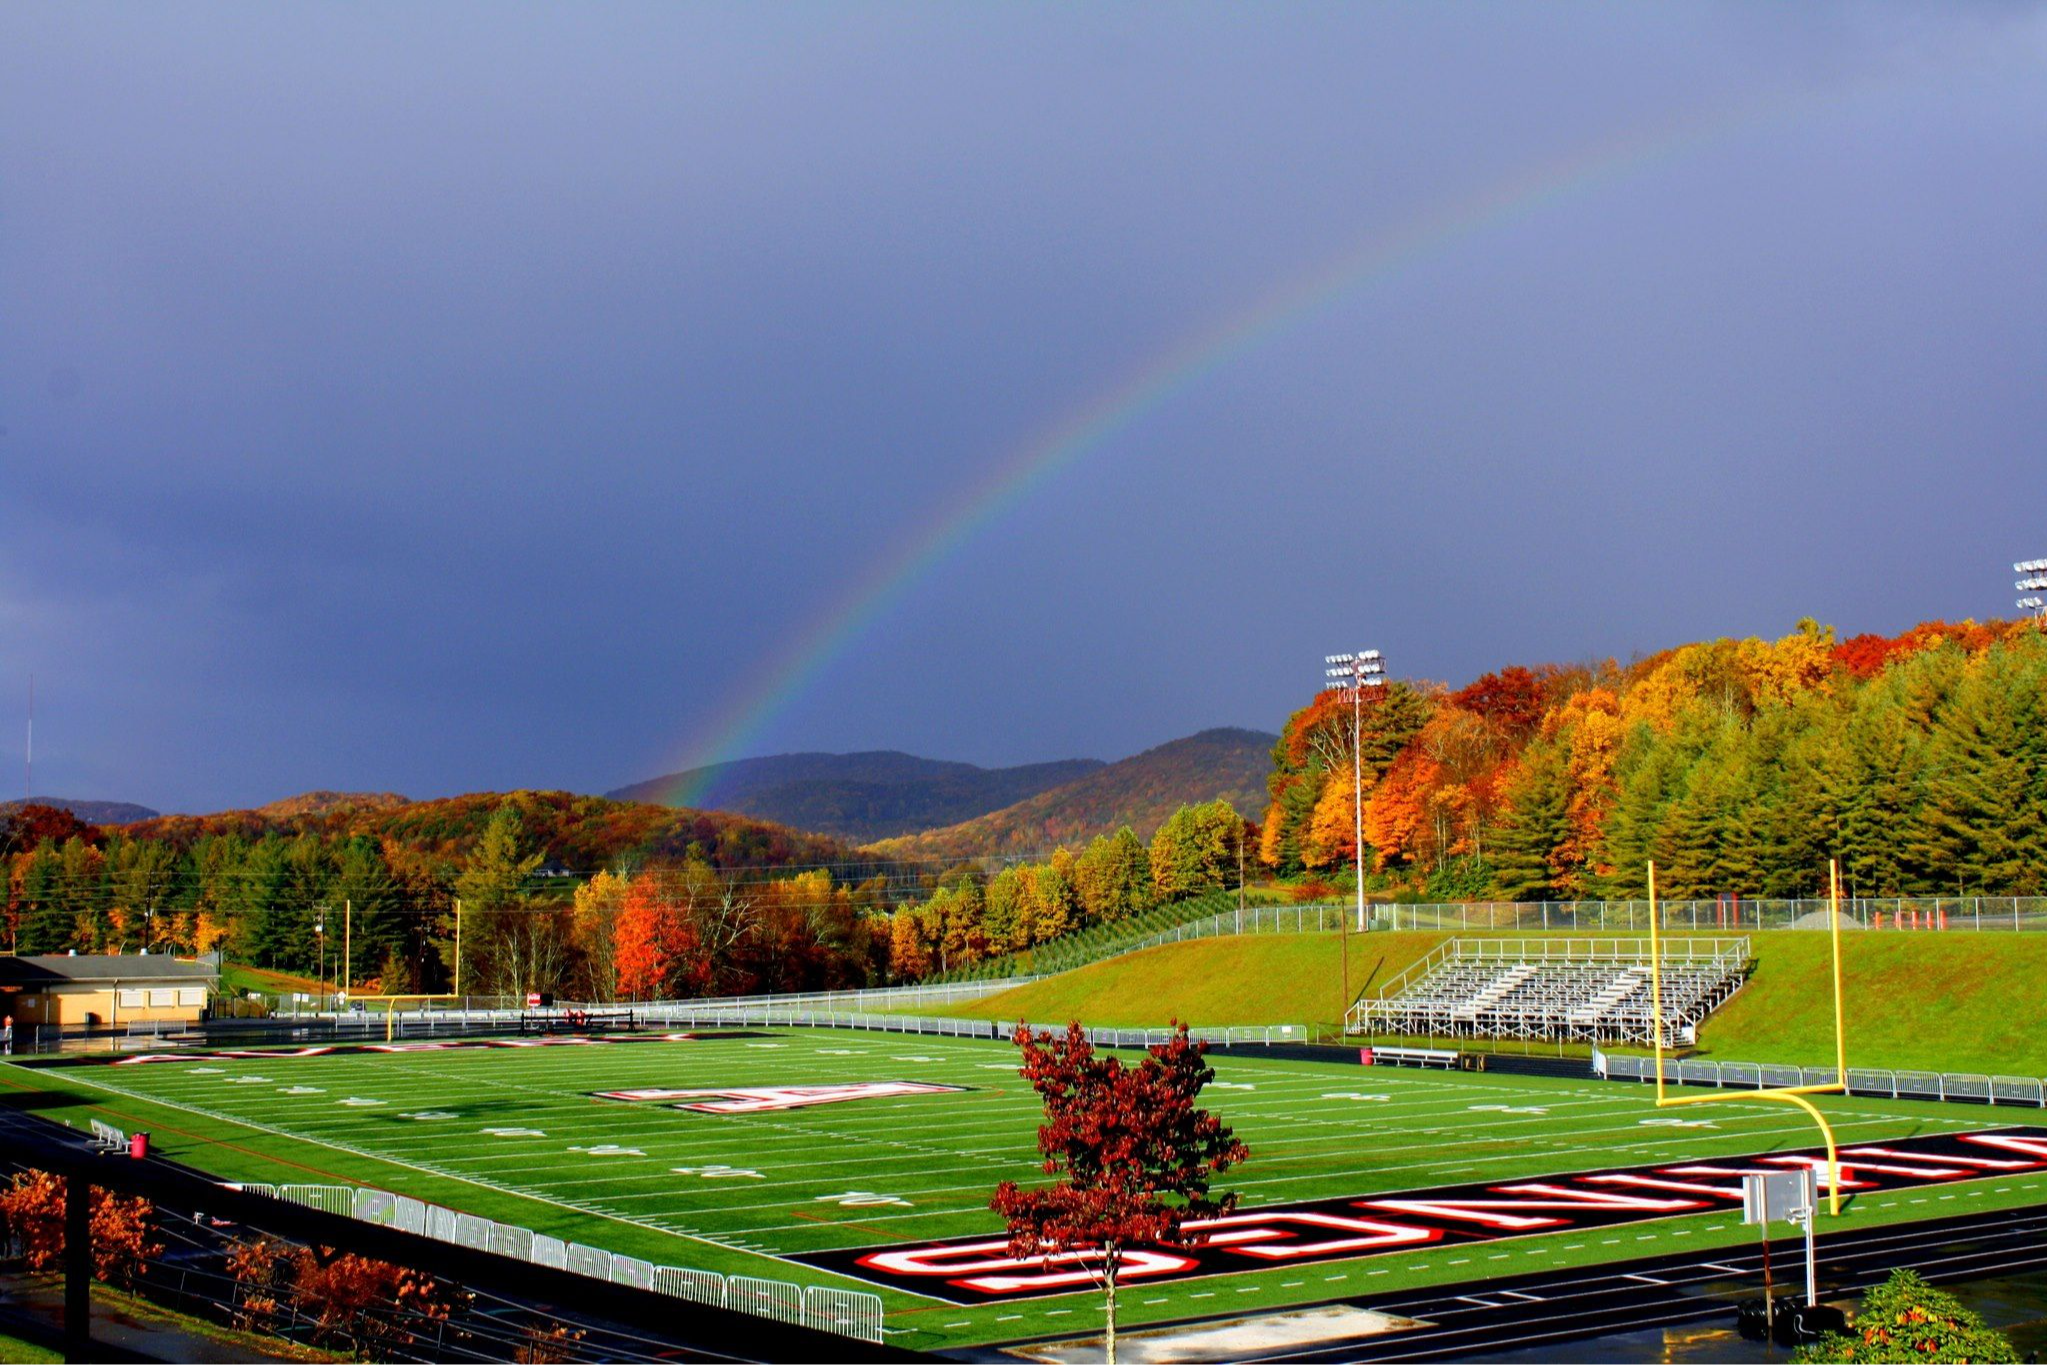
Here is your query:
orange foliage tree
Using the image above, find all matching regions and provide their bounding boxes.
[0,1170,161,1286]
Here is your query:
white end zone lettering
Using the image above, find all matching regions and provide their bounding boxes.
[1847,1146,2033,1171]
[1959,1132,2047,1162]
[1583,1173,1748,1200]
[857,1239,1196,1295]
[1361,1184,1705,1231]
[1187,1211,1441,1259]
[592,1081,968,1113]
[798,1127,2047,1302]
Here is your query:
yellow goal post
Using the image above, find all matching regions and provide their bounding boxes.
[1647,858,1849,1216]
[343,993,461,1043]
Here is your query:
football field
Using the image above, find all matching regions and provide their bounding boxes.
[7,1029,2047,1352]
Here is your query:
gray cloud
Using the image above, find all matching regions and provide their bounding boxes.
[3,3,2042,811]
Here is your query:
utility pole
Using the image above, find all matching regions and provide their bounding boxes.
[1323,650,1386,933]
[343,900,351,997]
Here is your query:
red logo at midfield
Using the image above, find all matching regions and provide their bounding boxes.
[592,1081,967,1113]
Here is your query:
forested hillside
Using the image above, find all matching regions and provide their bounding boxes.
[0,792,873,999]
[0,797,159,824]
[1261,618,2047,901]
[881,800,1252,976]
[868,728,1275,861]
[608,751,1103,841]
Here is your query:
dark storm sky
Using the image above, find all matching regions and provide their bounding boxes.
[3,4,2043,814]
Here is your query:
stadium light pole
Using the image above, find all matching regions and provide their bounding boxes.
[2015,559,2047,619]
[314,905,328,1003]
[1324,650,1386,933]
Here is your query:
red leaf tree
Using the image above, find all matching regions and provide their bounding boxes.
[991,1022,1248,1362]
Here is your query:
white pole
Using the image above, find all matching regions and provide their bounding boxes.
[1353,683,1365,934]
[1804,1207,1817,1307]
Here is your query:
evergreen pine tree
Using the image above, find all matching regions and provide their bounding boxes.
[1489,740,1570,901]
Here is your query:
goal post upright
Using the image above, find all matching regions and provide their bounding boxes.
[1648,858,1845,1216]
[345,993,460,1042]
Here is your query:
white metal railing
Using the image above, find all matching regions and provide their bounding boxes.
[646,1003,1304,1049]
[220,1181,887,1343]
[273,975,1039,1025]
[1601,1055,2047,1108]
[633,977,1039,1013]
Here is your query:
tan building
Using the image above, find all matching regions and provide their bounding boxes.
[0,952,220,1029]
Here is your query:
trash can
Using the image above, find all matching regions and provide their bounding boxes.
[130,1131,150,1159]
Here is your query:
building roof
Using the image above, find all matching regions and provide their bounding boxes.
[0,953,221,987]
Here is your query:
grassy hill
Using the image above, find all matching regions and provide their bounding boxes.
[943,931,1450,1030]
[1690,932,2047,1073]
[936,930,2047,1075]
[607,751,1102,842]
[868,727,1277,861]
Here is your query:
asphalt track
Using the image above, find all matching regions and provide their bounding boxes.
[979,1205,2047,1362]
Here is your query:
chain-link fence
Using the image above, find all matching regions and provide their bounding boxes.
[1017,893,2047,981]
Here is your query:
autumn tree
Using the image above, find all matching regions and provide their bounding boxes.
[0,1171,161,1286]
[888,905,932,979]
[991,1022,1249,1364]
[613,871,696,999]
[2,805,97,856]
[570,869,628,1001]
[1072,828,1152,923]
[1148,802,1241,902]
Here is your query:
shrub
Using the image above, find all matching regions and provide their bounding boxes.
[1793,1269,2018,1363]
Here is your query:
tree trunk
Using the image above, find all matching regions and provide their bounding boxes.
[1104,1256,1118,1365]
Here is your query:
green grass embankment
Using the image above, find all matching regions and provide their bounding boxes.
[1694,931,2047,1074]
[939,931,1451,1033]
[220,963,329,997]
[935,929,2047,1075]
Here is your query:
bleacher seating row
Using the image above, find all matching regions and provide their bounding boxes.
[1349,938,1750,1046]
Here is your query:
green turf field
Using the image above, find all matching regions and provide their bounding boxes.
[6,1031,2046,1352]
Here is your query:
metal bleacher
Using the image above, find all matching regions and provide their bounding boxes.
[1346,937,1751,1047]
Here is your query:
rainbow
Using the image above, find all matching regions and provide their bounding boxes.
[649,83,1820,809]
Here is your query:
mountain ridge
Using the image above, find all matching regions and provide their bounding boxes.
[865,727,1276,861]
[607,750,1104,842]
[0,797,160,825]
